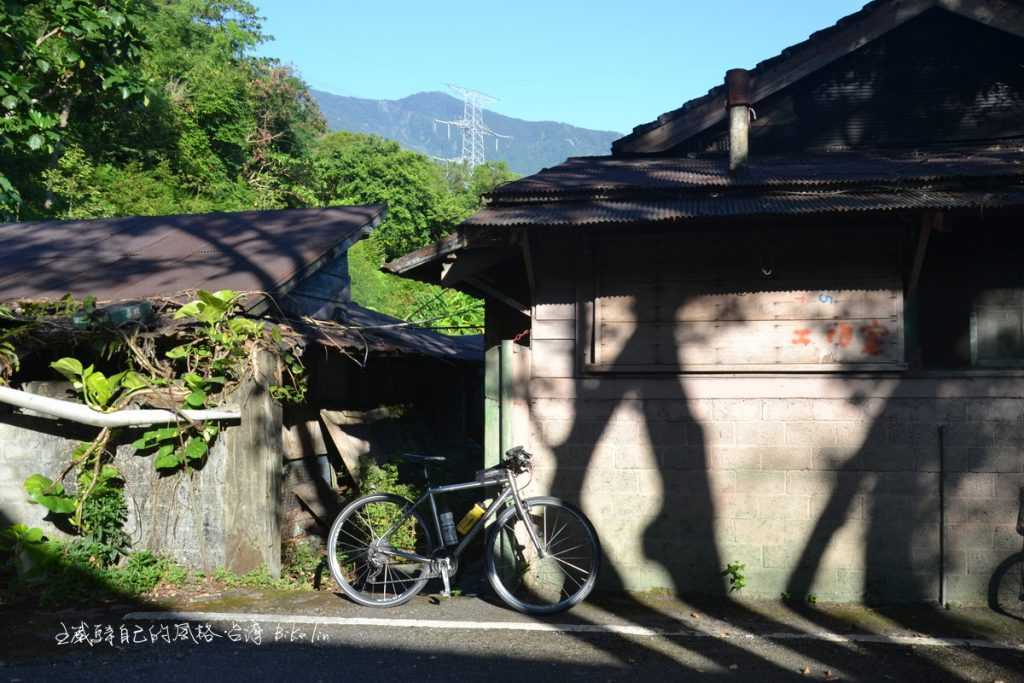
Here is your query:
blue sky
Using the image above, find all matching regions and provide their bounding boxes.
[253,1,867,134]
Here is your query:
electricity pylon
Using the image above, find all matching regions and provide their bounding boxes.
[434,84,511,170]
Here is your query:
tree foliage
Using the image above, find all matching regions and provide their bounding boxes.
[0,0,517,331]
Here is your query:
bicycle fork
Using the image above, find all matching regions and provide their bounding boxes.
[507,470,547,559]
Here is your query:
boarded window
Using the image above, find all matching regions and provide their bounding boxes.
[583,229,905,372]
[971,289,1024,366]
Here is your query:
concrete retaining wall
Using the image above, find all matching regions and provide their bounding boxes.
[0,367,282,574]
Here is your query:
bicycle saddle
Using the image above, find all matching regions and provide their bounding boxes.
[400,452,446,465]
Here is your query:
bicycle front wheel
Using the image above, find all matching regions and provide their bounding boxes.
[327,493,434,607]
[989,551,1024,622]
[485,496,601,614]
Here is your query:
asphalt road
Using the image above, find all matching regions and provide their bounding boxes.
[4,591,1024,682]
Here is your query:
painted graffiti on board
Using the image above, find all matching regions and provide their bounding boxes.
[789,318,896,361]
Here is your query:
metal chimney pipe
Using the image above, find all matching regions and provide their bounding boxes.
[725,68,752,171]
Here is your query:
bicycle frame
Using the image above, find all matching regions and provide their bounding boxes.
[375,468,545,566]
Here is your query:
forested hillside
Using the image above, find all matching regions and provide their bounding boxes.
[312,89,621,175]
[0,0,512,331]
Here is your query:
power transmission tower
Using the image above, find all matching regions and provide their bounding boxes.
[434,84,511,170]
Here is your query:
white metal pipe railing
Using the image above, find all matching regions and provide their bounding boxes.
[0,385,240,428]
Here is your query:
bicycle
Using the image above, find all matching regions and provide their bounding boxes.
[326,446,601,614]
[987,486,1024,622]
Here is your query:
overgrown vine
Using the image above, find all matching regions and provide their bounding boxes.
[4,289,307,571]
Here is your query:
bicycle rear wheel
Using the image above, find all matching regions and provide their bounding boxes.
[327,493,434,607]
[485,496,601,614]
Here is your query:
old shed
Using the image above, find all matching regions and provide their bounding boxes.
[0,206,481,575]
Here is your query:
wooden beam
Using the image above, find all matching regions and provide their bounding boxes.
[318,411,366,485]
[439,248,516,287]
[909,212,940,296]
[521,229,536,298]
[384,230,510,276]
[468,276,530,316]
[905,211,942,369]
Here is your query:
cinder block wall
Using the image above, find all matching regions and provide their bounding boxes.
[519,232,1024,605]
[524,375,1024,605]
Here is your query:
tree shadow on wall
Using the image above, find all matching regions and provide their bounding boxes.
[526,283,1022,676]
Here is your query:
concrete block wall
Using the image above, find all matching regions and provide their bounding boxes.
[0,410,230,571]
[523,377,1024,605]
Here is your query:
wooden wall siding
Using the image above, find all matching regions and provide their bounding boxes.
[596,316,903,367]
[674,9,1024,155]
[585,229,905,372]
[532,234,580,378]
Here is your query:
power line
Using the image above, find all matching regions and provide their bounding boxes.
[434,84,511,170]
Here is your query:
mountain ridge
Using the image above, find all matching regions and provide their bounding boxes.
[311,89,622,175]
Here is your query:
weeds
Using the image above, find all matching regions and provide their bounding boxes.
[721,561,746,593]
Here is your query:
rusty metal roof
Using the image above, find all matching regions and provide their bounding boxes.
[467,189,1024,227]
[0,206,385,303]
[612,0,1024,155]
[325,303,482,363]
[488,150,1024,201]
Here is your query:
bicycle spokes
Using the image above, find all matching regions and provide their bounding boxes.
[329,496,433,606]
[490,501,599,611]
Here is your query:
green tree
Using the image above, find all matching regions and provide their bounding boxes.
[310,132,463,261]
[0,0,151,218]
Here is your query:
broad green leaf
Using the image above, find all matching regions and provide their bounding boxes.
[121,371,148,391]
[22,526,44,544]
[1,95,16,110]
[165,343,190,359]
[50,357,83,382]
[185,389,206,408]
[212,290,240,305]
[182,372,205,390]
[24,474,59,497]
[134,426,178,450]
[84,371,114,408]
[99,464,121,483]
[27,134,43,150]
[36,59,49,73]
[197,290,229,311]
[24,475,76,514]
[174,302,202,320]
[155,426,178,441]
[228,318,262,336]
[153,444,180,470]
[183,437,208,461]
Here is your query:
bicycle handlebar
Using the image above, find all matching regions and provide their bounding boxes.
[503,446,533,475]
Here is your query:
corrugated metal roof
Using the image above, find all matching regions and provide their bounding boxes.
[611,0,1024,154]
[466,190,1024,227]
[327,303,483,363]
[615,0,891,149]
[0,206,385,303]
[489,151,1024,200]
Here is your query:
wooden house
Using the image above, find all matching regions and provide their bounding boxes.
[386,0,1024,604]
